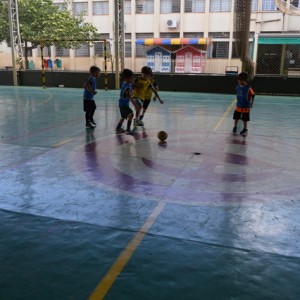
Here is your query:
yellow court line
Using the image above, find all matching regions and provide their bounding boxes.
[54,138,74,147]
[213,99,236,132]
[88,201,166,300]
[88,99,236,299]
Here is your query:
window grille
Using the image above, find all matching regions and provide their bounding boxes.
[93,1,109,15]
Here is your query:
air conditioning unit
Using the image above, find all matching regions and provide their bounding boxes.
[167,19,178,28]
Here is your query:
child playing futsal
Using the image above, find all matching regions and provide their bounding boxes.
[232,72,255,135]
[139,67,164,122]
[132,66,163,126]
[83,66,101,128]
[115,69,135,135]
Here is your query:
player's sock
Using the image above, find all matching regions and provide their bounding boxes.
[139,115,144,120]
[127,120,132,131]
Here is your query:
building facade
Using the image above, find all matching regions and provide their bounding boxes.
[0,0,299,75]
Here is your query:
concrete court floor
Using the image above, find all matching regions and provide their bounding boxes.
[0,85,300,300]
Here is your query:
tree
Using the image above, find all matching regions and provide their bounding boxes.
[0,0,99,67]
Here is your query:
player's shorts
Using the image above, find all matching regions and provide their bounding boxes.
[143,99,151,110]
[233,110,250,122]
[132,97,143,108]
[83,99,96,112]
[119,105,133,119]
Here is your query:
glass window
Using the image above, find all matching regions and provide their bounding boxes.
[125,42,132,57]
[136,44,146,57]
[185,0,205,12]
[209,32,230,38]
[56,47,70,57]
[54,3,68,10]
[251,0,258,11]
[75,44,90,57]
[160,32,180,38]
[136,33,154,39]
[291,0,300,8]
[211,42,229,58]
[72,2,88,15]
[95,33,110,40]
[23,48,32,57]
[183,32,204,38]
[94,42,104,56]
[37,46,51,57]
[262,0,277,11]
[136,0,154,13]
[161,0,180,13]
[124,0,131,13]
[210,0,231,12]
[93,1,109,15]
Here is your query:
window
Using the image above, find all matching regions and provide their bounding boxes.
[262,0,277,11]
[125,42,132,57]
[136,0,154,13]
[124,0,131,14]
[23,48,32,57]
[135,33,153,57]
[56,47,70,57]
[160,32,180,38]
[75,44,90,57]
[210,0,231,12]
[54,3,68,10]
[93,1,109,15]
[209,32,230,38]
[185,0,205,13]
[94,43,104,56]
[95,33,110,40]
[183,32,204,38]
[160,0,181,13]
[136,44,146,57]
[211,42,229,58]
[72,2,88,15]
[291,0,300,8]
[125,33,132,39]
[136,33,154,39]
[251,0,258,11]
[232,42,253,59]
[37,46,51,57]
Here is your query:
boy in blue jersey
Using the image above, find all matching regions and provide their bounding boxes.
[233,72,255,135]
[83,66,101,128]
[115,69,135,135]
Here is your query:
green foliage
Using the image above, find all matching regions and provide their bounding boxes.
[0,0,99,48]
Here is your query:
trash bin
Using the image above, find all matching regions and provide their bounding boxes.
[28,61,34,70]
[47,59,53,69]
[43,59,48,68]
[55,59,62,68]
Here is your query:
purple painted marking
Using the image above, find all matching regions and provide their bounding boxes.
[71,130,300,203]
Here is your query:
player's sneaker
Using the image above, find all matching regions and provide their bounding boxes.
[136,120,144,126]
[86,122,95,129]
[90,119,97,126]
[115,128,125,134]
[88,121,96,128]
[139,115,144,121]
[240,128,248,135]
[232,126,237,133]
[125,130,135,135]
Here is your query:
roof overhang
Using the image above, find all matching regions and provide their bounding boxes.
[258,34,300,44]
[135,38,211,46]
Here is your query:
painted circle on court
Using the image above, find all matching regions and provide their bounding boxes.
[70,130,300,204]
